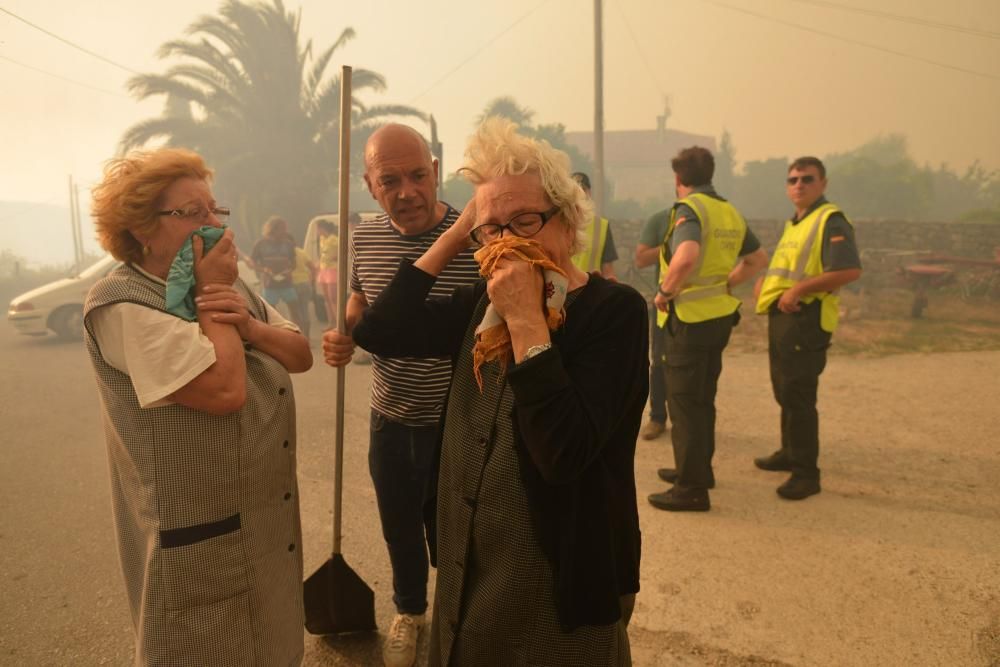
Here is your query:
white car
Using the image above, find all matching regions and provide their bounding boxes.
[7,255,260,340]
[7,255,121,340]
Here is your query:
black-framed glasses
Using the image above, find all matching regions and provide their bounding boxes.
[786,175,816,186]
[158,206,231,222]
[469,206,560,246]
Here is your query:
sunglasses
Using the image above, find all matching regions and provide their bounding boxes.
[786,175,817,186]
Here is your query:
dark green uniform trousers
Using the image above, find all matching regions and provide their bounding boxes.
[663,310,738,490]
[767,300,832,479]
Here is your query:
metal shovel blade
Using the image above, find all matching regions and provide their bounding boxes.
[303,553,377,635]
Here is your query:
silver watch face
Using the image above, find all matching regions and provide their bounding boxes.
[524,343,552,359]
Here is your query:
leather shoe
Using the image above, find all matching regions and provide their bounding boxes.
[648,486,710,512]
[754,451,793,472]
[640,420,667,440]
[657,468,715,489]
[777,475,821,500]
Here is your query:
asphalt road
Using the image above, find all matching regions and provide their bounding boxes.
[1,321,998,666]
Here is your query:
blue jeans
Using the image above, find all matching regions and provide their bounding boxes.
[369,409,438,615]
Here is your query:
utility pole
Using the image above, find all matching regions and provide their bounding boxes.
[68,175,82,270]
[73,182,84,266]
[430,114,443,199]
[593,0,605,220]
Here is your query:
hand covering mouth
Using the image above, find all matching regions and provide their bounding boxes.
[471,236,568,391]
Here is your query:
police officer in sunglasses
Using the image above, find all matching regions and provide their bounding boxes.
[753,156,862,500]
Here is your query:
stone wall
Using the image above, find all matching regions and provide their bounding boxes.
[610,218,1000,297]
[745,219,1000,259]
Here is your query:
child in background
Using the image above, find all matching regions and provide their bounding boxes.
[315,220,338,330]
[291,245,316,340]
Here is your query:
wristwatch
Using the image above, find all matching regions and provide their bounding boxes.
[522,343,552,361]
[657,286,676,300]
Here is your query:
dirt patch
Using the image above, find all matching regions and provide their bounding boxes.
[631,626,795,667]
[976,616,1000,667]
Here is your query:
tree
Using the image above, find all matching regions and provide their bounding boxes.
[442,172,474,208]
[732,158,790,219]
[825,135,932,220]
[715,130,736,196]
[471,96,595,184]
[120,0,424,241]
[476,96,535,128]
[926,161,1000,222]
[690,130,1000,222]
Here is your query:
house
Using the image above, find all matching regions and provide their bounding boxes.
[565,117,717,203]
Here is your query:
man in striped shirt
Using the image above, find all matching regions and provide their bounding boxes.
[322,123,479,667]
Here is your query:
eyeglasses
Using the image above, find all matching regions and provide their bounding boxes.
[469,206,560,246]
[786,175,817,186]
[158,206,231,222]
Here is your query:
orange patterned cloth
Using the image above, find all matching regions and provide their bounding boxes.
[472,236,568,391]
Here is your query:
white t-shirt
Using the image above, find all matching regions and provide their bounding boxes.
[89,267,298,409]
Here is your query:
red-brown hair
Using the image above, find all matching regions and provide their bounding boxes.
[91,148,213,262]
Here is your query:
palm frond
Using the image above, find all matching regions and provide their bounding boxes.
[359,104,427,123]
[162,64,242,108]
[125,74,210,108]
[118,116,207,153]
[156,38,247,94]
[348,68,387,94]
[304,27,355,100]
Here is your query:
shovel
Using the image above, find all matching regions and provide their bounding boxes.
[304,65,377,636]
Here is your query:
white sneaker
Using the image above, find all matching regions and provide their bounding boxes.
[382,613,423,667]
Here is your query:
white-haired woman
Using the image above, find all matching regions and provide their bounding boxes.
[324,118,647,666]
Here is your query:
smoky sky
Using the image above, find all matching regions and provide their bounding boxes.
[2,0,998,205]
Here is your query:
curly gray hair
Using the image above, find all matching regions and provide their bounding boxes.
[458,117,592,254]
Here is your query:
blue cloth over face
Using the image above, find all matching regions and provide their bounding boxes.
[165,225,228,321]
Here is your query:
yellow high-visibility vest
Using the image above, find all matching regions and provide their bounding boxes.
[756,202,850,333]
[572,216,610,273]
[657,193,745,327]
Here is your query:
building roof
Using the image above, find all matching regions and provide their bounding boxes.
[565,128,717,168]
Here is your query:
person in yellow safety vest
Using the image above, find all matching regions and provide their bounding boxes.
[647,147,769,513]
[634,208,673,440]
[752,156,862,500]
[570,172,618,279]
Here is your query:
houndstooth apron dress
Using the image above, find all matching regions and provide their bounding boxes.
[84,264,303,666]
[428,293,630,667]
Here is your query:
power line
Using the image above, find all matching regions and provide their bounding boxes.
[0,54,129,97]
[785,0,1000,41]
[612,0,666,99]
[409,0,551,103]
[0,6,140,74]
[703,1,1000,82]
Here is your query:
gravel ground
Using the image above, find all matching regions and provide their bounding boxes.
[1,320,996,666]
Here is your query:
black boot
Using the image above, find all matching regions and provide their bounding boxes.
[754,450,793,472]
[648,485,710,512]
[777,475,821,500]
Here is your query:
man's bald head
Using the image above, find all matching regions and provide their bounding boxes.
[363,123,441,234]
[364,124,433,171]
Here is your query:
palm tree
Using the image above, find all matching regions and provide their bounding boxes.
[120,0,424,241]
[473,96,593,177]
[476,96,535,127]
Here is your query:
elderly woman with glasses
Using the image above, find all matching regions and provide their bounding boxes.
[84,148,312,666]
[323,118,648,666]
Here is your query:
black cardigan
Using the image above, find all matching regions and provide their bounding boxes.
[353,259,649,629]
